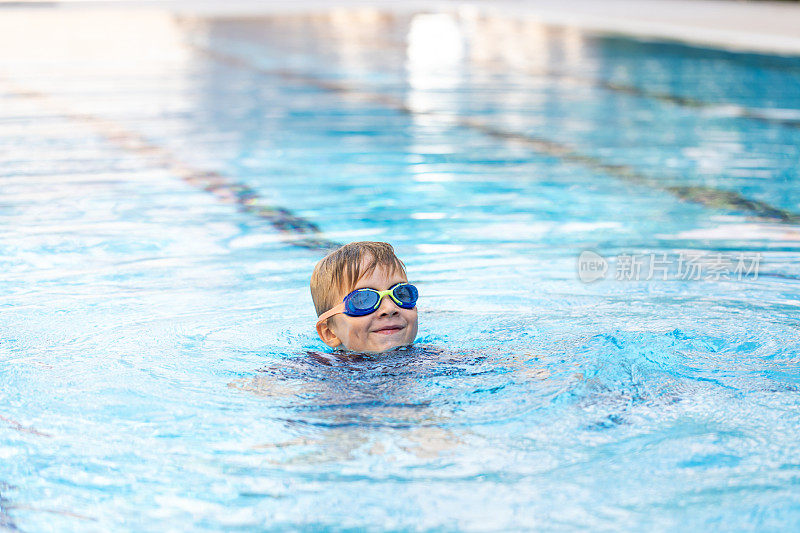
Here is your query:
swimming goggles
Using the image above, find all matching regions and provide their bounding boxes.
[316,283,418,325]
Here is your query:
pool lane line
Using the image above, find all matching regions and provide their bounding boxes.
[0,82,342,253]
[509,65,800,129]
[2,504,96,523]
[459,117,800,223]
[0,414,51,438]
[600,80,800,129]
[461,53,800,129]
[1,480,100,527]
[0,419,49,532]
[0,483,17,533]
[448,38,800,129]
[192,46,800,225]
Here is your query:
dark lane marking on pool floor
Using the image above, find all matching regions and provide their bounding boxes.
[0,415,51,438]
[3,503,97,524]
[193,46,800,225]
[514,65,800,130]
[463,54,800,129]
[0,417,51,532]
[0,82,342,253]
[0,482,17,532]
[601,80,800,129]
[460,118,800,223]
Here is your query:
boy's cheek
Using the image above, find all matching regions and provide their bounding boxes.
[407,310,419,340]
[337,316,371,344]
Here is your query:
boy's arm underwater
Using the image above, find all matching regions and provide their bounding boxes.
[227,354,328,398]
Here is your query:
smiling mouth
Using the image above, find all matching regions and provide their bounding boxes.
[373,325,404,335]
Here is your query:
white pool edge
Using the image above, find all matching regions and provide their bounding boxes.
[463,0,800,57]
[9,0,800,56]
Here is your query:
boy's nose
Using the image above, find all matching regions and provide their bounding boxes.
[377,295,399,316]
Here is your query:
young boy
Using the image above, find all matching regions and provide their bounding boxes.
[311,241,419,353]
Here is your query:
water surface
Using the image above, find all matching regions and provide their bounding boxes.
[1,8,800,531]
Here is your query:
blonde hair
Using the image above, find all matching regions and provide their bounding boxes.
[310,241,407,316]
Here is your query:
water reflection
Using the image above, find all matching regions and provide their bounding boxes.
[189,9,800,234]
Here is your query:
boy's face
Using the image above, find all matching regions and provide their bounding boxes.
[319,262,418,353]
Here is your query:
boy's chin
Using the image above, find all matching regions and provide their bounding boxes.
[341,338,414,354]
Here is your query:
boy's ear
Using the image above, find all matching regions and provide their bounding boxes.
[316,319,342,348]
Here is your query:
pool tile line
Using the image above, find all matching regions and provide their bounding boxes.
[192,45,800,225]
[0,80,342,253]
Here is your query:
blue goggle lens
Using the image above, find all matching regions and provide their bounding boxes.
[345,290,380,315]
[393,283,418,308]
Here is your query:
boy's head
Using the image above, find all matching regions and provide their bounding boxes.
[311,241,418,353]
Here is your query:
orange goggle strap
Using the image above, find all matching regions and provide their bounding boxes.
[316,302,345,327]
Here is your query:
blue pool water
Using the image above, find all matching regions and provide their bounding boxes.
[2,8,800,531]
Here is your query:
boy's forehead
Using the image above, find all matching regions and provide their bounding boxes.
[339,262,407,295]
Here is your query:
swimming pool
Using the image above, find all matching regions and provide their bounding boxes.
[2,6,800,530]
